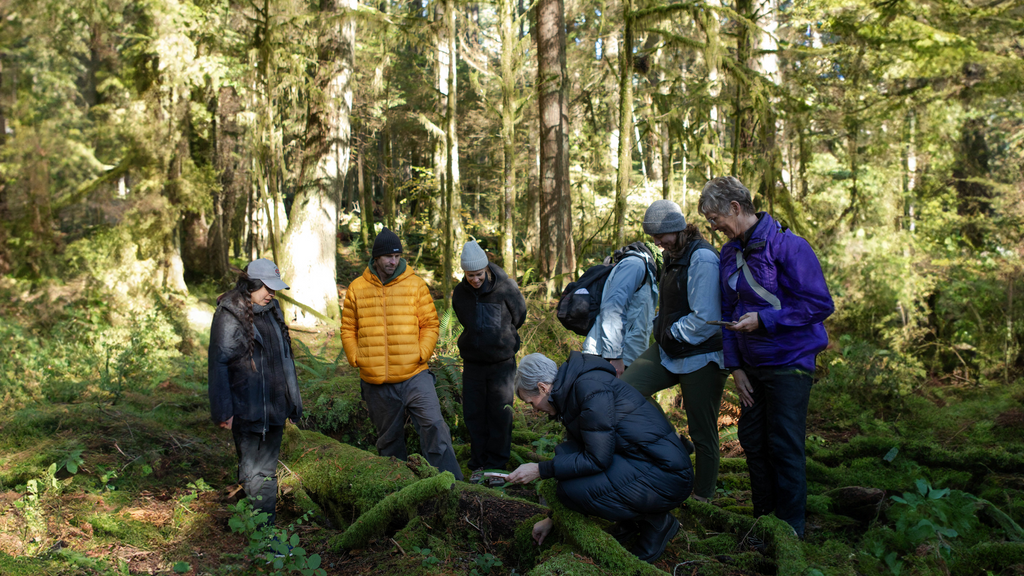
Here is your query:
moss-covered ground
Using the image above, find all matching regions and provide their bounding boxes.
[1,247,1023,575]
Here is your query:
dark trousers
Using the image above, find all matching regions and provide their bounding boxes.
[621,345,728,500]
[233,425,284,526]
[360,370,464,481]
[737,365,812,537]
[462,358,516,470]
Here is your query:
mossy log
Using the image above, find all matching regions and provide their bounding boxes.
[537,479,666,576]
[329,471,458,551]
[810,436,1024,474]
[950,542,1024,575]
[280,426,430,527]
[528,548,617,575]
[684,500,807,576]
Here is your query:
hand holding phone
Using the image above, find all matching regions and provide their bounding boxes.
[706,320,737,326]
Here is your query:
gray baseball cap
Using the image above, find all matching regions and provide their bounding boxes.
[247,258,290,291]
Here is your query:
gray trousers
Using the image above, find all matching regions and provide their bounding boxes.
[232,425,283,526]
[360,370,464,480]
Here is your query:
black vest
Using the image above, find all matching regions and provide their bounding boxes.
[654,239,724,358]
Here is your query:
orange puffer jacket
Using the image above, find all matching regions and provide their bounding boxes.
[341,262,440,384]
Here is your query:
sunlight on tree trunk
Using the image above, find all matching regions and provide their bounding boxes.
[499,0,518,279]
[281,0,354,327]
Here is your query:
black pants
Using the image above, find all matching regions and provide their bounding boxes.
[233,425,284,526]
[737,365,812,537]
[462,358,516,470]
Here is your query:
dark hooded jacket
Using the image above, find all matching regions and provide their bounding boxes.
[452,262,527,364]
[537,352,693,520]
[208,293,302,434]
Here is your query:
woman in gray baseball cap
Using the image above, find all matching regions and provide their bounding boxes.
[207,258,303,527]
[619,200,728,503]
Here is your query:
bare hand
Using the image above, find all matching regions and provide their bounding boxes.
[733,370,753,408]
[218,416,234,430]
[607,358,625,378]
[508,463,541,484]
[532,517,554,546]
[726,312,760,333]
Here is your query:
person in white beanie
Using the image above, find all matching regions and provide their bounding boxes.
[451,241,527,483]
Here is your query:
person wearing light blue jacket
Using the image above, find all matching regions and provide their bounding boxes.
[621,199,728,503]
[582,242,659,377]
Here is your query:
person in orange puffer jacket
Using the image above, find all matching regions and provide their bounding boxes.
[341,227,463,480]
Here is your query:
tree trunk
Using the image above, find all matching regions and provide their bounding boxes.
[904,108,916,233]
[358,130,372,251]
[614,4,633,247]
[210,86,243,282]
[534,0,574,284]
[499,0,518,279]
[441,0,460,307]
[280,0,354,327]
[525,118,541,263]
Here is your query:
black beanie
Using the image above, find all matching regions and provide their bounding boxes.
[372,227,403,258]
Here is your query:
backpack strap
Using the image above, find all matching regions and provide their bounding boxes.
[734,244,782,310]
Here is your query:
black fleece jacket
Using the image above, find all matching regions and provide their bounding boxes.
[208,294,302,434]
[451,262,527,364]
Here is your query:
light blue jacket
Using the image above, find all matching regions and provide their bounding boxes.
[582,250,658,366]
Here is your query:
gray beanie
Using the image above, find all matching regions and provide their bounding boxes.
[643,199,687,235]
[461,241,489,271]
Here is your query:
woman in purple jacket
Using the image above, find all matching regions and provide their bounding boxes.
[698,176,834,538]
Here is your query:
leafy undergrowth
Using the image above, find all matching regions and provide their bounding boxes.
[2,273,1024,575]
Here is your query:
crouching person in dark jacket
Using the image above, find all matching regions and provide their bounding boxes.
[452,241,527,480]
[208,259,303,526]
[507,352,693,563]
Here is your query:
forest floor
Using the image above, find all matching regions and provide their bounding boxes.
[1,247,1023,575]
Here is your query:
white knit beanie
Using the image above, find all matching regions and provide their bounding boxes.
[642,200,687,235]
[460,241,489,271]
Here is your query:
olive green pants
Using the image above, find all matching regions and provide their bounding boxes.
[621,344,728,500]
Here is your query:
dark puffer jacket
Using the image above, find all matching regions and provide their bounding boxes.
[537,352,693,521]
[208,293,302,434]
[452,262,527,364]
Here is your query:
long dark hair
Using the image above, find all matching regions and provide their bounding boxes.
[224,268,293,370]
[664,224,704,261]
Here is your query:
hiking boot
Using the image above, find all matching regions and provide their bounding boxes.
[630,512,680,563]
[469,469,485,484]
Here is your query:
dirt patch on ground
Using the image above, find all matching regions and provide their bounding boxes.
[455,490,545,543]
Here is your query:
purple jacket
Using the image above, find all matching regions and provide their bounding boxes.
[719,213,834,372]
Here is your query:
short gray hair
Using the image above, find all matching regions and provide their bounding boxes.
[515,353,558,397]
[698,176,755,216]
